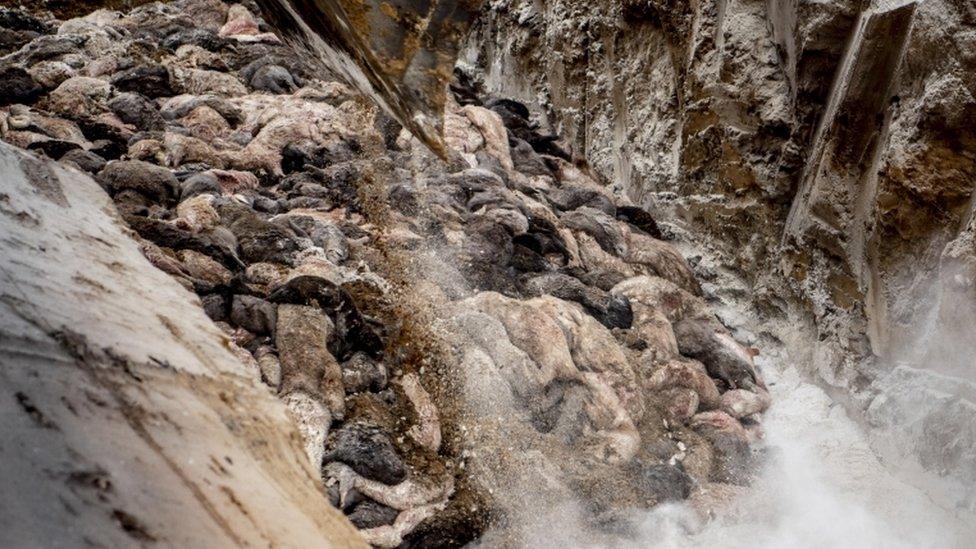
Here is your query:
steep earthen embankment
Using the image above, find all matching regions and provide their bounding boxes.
[461,0,976,507]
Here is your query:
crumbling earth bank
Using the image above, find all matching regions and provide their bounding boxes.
[1,0,772,545]
[462,0,976,502]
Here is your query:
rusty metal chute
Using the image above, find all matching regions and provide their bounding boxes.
[256,0,486,157]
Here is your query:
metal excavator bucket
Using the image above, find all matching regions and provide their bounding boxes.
[255,0,485,157]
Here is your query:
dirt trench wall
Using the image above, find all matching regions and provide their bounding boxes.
[461,0,976,505]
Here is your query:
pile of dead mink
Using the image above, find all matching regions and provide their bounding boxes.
[0,1,772,546]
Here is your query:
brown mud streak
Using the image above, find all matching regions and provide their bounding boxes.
[346,102,490,537]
